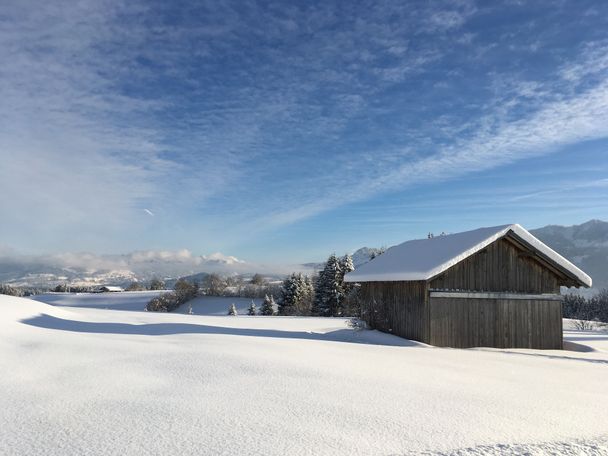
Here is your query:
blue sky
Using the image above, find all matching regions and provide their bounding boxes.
[1,0,608,265]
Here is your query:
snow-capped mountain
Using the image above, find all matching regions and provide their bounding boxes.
[0,250,256,288]
[351,247,385,267]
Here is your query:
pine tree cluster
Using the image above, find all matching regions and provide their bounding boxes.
[278,273,314,315]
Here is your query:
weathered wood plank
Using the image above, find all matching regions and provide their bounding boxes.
[428,297,562,349]
[430,237,561,294]
[359,281,428,343]
[429,291,563,301]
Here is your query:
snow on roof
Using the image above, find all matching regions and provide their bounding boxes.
[344,224,592,287]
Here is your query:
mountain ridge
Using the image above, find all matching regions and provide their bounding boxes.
[1,220,606,289]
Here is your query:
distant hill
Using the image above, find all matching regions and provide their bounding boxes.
[531,219,608,290]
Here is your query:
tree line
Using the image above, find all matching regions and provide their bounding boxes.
[144,253,360,316]
[563,290,608,329]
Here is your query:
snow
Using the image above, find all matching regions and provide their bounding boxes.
[33,290,167,311]
[345,224,592,287]
[1,293,608,455]
[33,292,265,315]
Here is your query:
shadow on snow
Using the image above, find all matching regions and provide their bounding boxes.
[20,314,420,348]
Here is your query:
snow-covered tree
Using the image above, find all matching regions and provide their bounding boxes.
[149,277,165,290]
[228,303,238,316]
[338,254,359,316]
[300,275,314,315]
[260,294,276,316]
[0,284,22,296]
[279,273,298,315]
[279,273,315,315]
[247,301,257,316]
[339,254,355,291]
[313,254,344,317]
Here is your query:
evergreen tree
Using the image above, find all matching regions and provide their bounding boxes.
[247,301,257,316]
[299,274,314,315]
[339,254,355,289]
[313,254,343,316]
[279,273,316,315]
[312,270,324,316]
[260,294,276,316]
[228,303,238,316]
[338,254,357,316]
[279,273,298,315]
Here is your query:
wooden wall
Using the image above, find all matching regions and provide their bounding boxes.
[429,237,563,294]
[428,295,563,349]
[359,281,429,343]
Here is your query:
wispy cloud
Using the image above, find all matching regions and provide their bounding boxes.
[0,0,607,258]
[251,39,608,232]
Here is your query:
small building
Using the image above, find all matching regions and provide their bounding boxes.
[344,224,591,349]
[97,286,124,293]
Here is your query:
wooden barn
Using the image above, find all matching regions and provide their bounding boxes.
[344,224,592,349]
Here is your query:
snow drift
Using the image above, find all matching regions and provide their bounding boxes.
[0,293,607,455]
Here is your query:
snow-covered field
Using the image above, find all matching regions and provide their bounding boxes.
[33,291,263,315]
[2,292,608,455]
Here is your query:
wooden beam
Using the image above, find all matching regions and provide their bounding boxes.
[504,233,576,283]
[429,291,564,301]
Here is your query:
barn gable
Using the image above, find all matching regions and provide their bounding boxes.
[430,236,563,294]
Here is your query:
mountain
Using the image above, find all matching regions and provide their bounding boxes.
[0,250,259,289]
[2,220,606,290]
[531,219,608,290]
[352,247,385,267]
[301,248,384,272]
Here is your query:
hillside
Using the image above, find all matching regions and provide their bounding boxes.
[531,220,608,289]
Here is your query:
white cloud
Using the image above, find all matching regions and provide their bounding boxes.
[1,0,605,257]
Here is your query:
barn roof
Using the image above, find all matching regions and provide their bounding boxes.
[344,224,592,287]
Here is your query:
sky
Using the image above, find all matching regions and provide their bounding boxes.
[1,0,608,266]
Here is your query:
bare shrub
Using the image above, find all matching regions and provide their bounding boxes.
[573,319,595,331]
